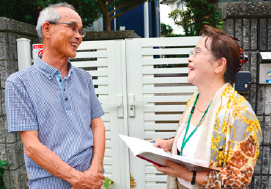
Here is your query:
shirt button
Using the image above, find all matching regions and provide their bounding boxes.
[65,98,68,101]
[59,79,62,82]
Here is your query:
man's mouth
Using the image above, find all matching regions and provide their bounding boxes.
[71,43,79,47]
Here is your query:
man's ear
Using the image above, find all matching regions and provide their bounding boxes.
[42,22,51,39]
[215,57,227,74]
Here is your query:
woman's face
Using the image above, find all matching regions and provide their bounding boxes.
[187,36,218,86]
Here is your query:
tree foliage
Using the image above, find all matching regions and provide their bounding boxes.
[0,0,154,31]
[160,23,173,37]
[0,0,101,27]
[169,0,223,36]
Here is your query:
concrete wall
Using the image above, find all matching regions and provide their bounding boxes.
[0,17,39,189]
[222,2,271,188]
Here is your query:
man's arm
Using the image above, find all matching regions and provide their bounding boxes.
[19,130,104,187]
[87,117,105,173]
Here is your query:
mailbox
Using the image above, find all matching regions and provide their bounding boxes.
[235,71,251,92]
[259,52,271,84]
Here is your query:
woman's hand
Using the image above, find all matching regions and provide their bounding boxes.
[149,138,174,152]
[153,160,192,181]
[154,160,210,185]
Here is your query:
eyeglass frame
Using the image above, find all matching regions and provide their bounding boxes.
[189,47,222,58]
[48,21,86,37]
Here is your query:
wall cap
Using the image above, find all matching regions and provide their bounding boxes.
[222,2,271,20]
[0,17,37,36]
[83,30,141,41]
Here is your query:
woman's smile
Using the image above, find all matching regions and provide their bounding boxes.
[188,65,195,74]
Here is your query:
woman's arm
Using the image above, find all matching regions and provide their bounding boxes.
[154,127,260,188]
[203,100,262,189]
[154,161,210,185]
[202,131,260,188]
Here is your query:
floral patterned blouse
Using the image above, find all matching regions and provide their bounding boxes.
[167,83,262,189]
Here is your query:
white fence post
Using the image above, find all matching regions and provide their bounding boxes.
[144,2,149,38]
[16,38,31,71]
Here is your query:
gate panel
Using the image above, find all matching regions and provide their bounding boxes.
[126,37,201,189]
[71,36,201,188]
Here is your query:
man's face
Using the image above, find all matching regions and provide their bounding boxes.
[49,7,83,58]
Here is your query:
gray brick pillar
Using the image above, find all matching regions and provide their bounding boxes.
[0,17,39,189]
[222,2,271,189]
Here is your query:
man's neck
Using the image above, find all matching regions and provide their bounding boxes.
[42,51,69,78]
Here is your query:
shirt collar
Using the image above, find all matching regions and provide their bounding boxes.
[34,56,74,79]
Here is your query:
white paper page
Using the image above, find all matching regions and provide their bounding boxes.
[168,153,207,165]
[119,134,209,169]
[119,134,167,156]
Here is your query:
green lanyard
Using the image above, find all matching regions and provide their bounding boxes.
[179,93,212,156]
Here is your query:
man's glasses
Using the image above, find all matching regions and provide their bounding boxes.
[48,21,86,37]
[189,47,222,57]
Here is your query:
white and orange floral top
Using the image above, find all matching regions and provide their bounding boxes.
[167,83,262,189]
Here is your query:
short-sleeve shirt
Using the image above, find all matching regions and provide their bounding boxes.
[5,57,104,188]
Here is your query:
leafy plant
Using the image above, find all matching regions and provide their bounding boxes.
[130,174,136,188]
[168,0,223,36]
[0,0,101,27]
[0,160,9,189]
[0,0,155,31]
[104,177,114,189]
[160,23,173,37]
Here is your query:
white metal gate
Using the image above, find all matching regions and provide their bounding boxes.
[71,36,201,189]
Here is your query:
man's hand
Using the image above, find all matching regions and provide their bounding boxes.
[71,169,105,189]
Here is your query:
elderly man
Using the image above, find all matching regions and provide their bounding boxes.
[5,3,105,188]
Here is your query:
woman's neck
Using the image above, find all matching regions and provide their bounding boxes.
[196,80,226,107]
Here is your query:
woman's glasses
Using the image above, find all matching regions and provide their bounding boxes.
[189,47,222,57]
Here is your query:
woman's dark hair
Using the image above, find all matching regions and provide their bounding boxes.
[200,25,241,83]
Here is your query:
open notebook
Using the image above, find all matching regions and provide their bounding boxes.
[119,134,210,171]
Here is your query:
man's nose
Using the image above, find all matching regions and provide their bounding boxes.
[74,30,82,39]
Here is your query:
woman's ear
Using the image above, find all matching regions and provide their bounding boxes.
[215,57,227,74]
[42,22,51,39]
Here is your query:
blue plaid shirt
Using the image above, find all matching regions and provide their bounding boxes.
[5,57,104,188]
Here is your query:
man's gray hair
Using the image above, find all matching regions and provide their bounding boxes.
[36,2,75,42]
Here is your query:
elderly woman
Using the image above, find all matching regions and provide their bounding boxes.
[151,25,262,189]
